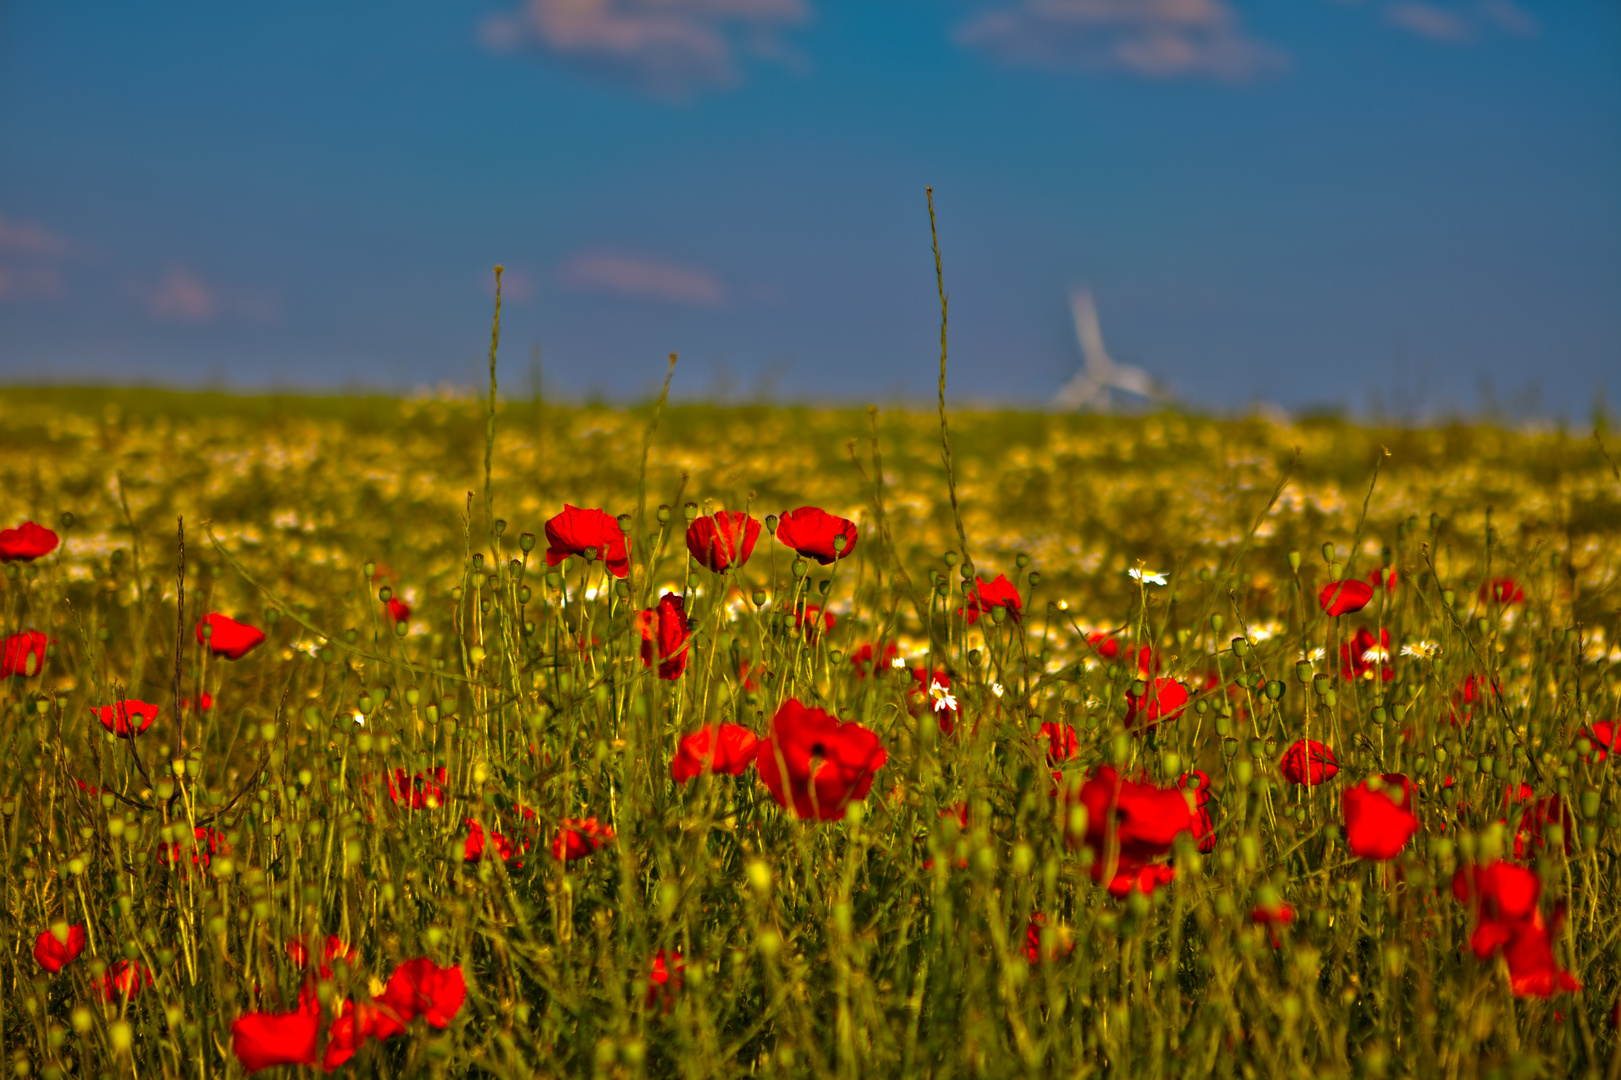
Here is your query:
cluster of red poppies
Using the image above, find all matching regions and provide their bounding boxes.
[31,924,152,1003]
[230,947,466,1073]
[672,698,889,822]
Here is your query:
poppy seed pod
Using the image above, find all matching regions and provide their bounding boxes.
[657,505,672,523]
[519,532,536,552]
[764,515,778,534]
[683,502,699,522]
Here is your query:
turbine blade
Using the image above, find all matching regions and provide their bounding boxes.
[1070,288,1111,375]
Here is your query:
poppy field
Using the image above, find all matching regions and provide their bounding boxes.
[2,383,1621,1078]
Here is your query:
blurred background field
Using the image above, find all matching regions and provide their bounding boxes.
[3,388,1621,1078]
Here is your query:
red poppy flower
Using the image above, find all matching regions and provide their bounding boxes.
[232,1004,321,1073]
[181,692,215,712]
[671,724,760,783]
[33,924,86,974]
[1040,722,1079,765]
[1086,632,1121,661]
[544,504,630,578]
[1480,578,1525,604]
[197,613,265,660]
[1340,626,1393,683]
[849,642,899,678]
[793,603,835,642]
[92,699,160,738]
[386,767,447,809]
[687,511,761,572]
[775,506,858,565]
[386,596,411,622]
[0,521,59,562]
[1279,740,1339,786]
[463,818,521,863]
[1451,861,1579,996]
[1133,645,1160,677]
[1368,566,1398,593]
[1504,791,1573,859]
[962,574,1022,626]
[1500,909,1582,997]
[1249,901,1295,930]
[551,816,614,861]
[1024,913,1076,965]
[1342,774,1419,860]
[286,934,358,973]
[1580,721,1616,764]
[1452,860,1541,938]
[1181,770,1217,853]
[1318,579,1374,616]
[323,998,407,1070]
[0,631,50,678]
[647,950,685,1007]
[1448,673,1501,725]
[161,825,229,870]
[96,959,151,1002]
[1125,677,1189,730]
[756,697,887,821]
[637,592,692,680]
[381,958,467,1028]
[1071,765,1193,897]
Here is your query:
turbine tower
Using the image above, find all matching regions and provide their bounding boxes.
[1054,288,1160,411]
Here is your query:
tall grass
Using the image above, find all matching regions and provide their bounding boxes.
[0,387,1618,1078]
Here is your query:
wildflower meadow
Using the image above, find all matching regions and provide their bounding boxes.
[2,373,1621,1078]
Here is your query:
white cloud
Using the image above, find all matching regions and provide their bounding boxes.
[0,213,74,261]
[561,249,728,306]
[1383,2,1472,42]
[954,0,1288,81]
[0,211,76,303]
[479,0,809,97]
[1381,0,1538,43]
[1477,0,1537,37]
[144,265,281,325]
[148,267,217,323]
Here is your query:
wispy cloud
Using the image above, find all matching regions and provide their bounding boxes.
[479,0,809,98]
[148,267,216,322]
[0,211,76,303]
[954,0,1288,82]
[1383,2,1472,43]
[1382,0,1538,44]
[561,250,728,307]
[1477,0,1537,37]
[144,265,280,325]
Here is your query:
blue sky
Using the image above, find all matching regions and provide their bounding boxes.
[1,0,1617,415]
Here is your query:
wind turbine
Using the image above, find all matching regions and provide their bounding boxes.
[1053,288,1161,411]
